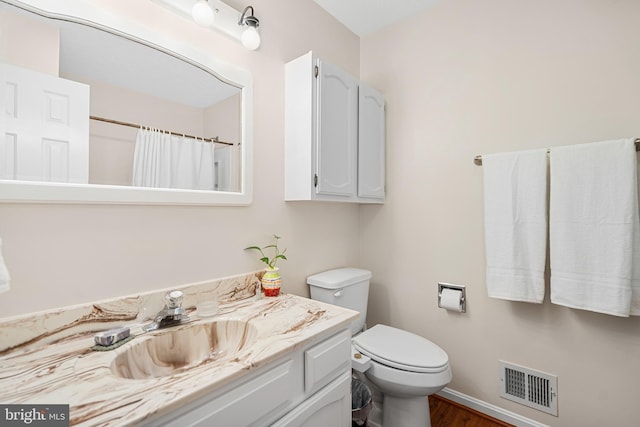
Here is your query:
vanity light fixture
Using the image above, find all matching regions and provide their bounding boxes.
[192,0,216,27]
[238,6,260,50]
[154,0,261,51]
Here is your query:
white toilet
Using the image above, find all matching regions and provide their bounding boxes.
[307,268,452,427]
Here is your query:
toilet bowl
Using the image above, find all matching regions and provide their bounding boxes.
[307,268,452,427]
[353,324,452,427]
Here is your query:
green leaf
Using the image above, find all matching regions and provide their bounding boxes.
[245,234,287,268]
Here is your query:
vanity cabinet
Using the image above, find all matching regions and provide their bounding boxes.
[271,371,351,427]
[144,328,352,427]
[285,51,385,203]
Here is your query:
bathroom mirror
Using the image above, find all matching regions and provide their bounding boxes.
[0,0,253,205]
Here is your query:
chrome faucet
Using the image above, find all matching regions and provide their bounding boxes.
[143,290,190,332]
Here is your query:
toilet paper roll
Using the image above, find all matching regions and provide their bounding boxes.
[440,288,463,312]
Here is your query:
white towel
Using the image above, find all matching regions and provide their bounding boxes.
[550,139,638,317]
[631,181,640,315]
[0,237,10,294]
[483,149,548,303]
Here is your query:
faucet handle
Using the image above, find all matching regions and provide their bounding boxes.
[165,290,184,309]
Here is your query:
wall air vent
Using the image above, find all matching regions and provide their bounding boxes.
[499,361,558,416]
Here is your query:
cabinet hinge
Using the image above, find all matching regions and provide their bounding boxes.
[314,65,319,78]
[314,174,318,187]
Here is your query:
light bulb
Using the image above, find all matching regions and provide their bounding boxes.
[192,0,214,27]
[241,26,261,50]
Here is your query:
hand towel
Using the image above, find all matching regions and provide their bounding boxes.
[631,201,640,315]
[0,237,10,294]
[483,149,548,303]
[549,138,638,317]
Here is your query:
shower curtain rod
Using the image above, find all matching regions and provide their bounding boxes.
[89,115,235,146]
[473,138,640,166]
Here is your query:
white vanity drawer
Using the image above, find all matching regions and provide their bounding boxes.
[304,329,351,394]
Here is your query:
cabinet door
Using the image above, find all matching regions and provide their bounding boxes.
[315,60,358,198]
[358,82,385,200]
[271,371,351,427]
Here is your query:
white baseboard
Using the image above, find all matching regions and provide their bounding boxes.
[437,388,550,427]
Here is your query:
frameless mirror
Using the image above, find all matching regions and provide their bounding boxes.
[0,0,253,205]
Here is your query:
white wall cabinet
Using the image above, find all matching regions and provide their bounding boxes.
[285,51,385,203]
[144,328,352,427]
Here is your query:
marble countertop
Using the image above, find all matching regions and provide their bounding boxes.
[0,293,358,426]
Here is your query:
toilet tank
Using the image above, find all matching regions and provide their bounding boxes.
[307,268,371,335]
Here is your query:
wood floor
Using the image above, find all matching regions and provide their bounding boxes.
[429,395,515,427]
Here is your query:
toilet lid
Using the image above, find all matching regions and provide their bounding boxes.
[352,325,449,373]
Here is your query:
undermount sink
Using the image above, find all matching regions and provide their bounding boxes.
[111,319,258,380]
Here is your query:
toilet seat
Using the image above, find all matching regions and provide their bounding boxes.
[352,324,449,374]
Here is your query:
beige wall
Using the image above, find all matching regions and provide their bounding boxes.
[3,0,639,425]
[0,0,360,315]
[205,93,241,145]
[360,0,640,426]
[0,8,59,75]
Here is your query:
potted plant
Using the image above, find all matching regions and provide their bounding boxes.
[245,234,287,297]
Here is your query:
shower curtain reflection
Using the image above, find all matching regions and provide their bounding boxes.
[132,128,216,190]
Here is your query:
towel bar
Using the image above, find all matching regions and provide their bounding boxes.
[473,138,640,166]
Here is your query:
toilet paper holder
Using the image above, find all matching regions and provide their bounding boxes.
[438,282,466,313]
